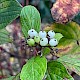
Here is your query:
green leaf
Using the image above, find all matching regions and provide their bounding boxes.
[20,56,47,80]
[2,73,20,80]
[46,61,74,80]
[56,44,80,57]
[67,45,80,54]
[2,76,15,80]
[45,22,80,46]
[57,54,80,76]
[42,47,51,56]
[0,29,12,44]
[13,73,20,80]
[54,33,63,42]
[0,0,22,29]
[20,5,41,37]
[44,22,80,57]
[54,22,80,46]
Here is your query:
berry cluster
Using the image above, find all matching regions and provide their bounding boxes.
[27,29,58,47]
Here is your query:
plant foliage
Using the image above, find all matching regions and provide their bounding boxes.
[0,0,22,29]
[0,29,12,44]
[20,56,47,80]
[0,0,80,80]
[58,54,80,76]
[46,61,74,80]
[20,5,41,37]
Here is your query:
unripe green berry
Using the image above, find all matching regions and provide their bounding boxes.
[34,36,40,43]
[27,39,35,46]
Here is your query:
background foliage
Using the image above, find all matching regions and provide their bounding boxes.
[0,0,80,80]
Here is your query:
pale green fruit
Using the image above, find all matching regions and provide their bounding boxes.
[27,39,35,46]
[34,36,40,43]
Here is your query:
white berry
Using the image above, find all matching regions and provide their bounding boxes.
[40,38,48,46]
[49,38,58,46]
[28,29,38,38]
[39,31,47,38]
[48,30,55,38]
